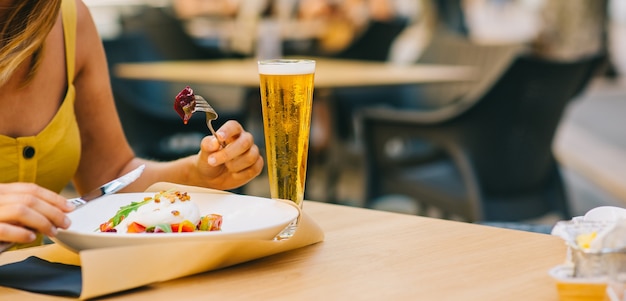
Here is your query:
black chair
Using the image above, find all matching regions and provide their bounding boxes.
[359,54,604,222]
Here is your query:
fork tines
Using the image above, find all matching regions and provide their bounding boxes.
[193,95,213,112]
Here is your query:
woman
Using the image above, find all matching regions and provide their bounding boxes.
[0,0,263,247]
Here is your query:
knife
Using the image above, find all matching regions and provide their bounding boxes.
[67,164,145,209]
[0,164,145,253]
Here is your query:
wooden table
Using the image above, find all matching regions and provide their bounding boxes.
[0,201,565,300]
[114,57,476,88]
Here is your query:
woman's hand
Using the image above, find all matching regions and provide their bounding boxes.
[192,120,264,190]
[0,183,74,244]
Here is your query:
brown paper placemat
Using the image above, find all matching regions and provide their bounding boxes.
[0,183,325,300]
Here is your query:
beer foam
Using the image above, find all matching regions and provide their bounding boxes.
[258,59,315,75]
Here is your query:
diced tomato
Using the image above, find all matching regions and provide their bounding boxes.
[171,220,196,233]
[127,222,147,233]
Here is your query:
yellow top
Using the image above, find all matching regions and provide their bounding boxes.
[0,0,80,194]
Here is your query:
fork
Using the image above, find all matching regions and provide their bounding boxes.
[194,95,227,148]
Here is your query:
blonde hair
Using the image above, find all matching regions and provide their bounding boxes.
[0,0,62,86]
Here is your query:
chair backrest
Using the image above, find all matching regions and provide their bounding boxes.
[452,55,602,195]
[411,33,522,109]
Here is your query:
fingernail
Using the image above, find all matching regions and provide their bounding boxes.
[63,217,72,228]
[66,201,76,210]
[50,227,58,237]
[27,233,37,242]
[208,156,217,166]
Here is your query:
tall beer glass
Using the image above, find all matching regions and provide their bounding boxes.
[258,59,315,237]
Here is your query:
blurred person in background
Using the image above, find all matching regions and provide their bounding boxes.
[0,0,263,249]
[172,0,262,57]
[298,0,417,55]
[391,0,609,64]
[462,0,609,61]
[531,0,609,61]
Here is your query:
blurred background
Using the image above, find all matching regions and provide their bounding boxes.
[83,0,626,230]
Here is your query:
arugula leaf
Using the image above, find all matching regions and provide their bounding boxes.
[109,199,151,227]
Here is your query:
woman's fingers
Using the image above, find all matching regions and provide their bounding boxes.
[0,198,70,236]
[0,183,74,212]
[0,183,73,242]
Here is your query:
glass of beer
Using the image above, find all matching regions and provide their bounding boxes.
[258,59,315,238]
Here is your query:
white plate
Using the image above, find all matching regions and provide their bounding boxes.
[53,192,299,252]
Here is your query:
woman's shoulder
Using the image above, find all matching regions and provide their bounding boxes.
[74,0,98,45]
[73,0,107,74]
[75,0,91,26]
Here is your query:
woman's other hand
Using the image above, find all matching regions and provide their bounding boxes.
[0,183,74,244]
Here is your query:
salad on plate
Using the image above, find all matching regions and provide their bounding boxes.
[98,190,222,234]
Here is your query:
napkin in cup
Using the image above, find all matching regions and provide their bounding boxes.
[0,182,325,300]
[551,206,626,277]
[550,206,626,301]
